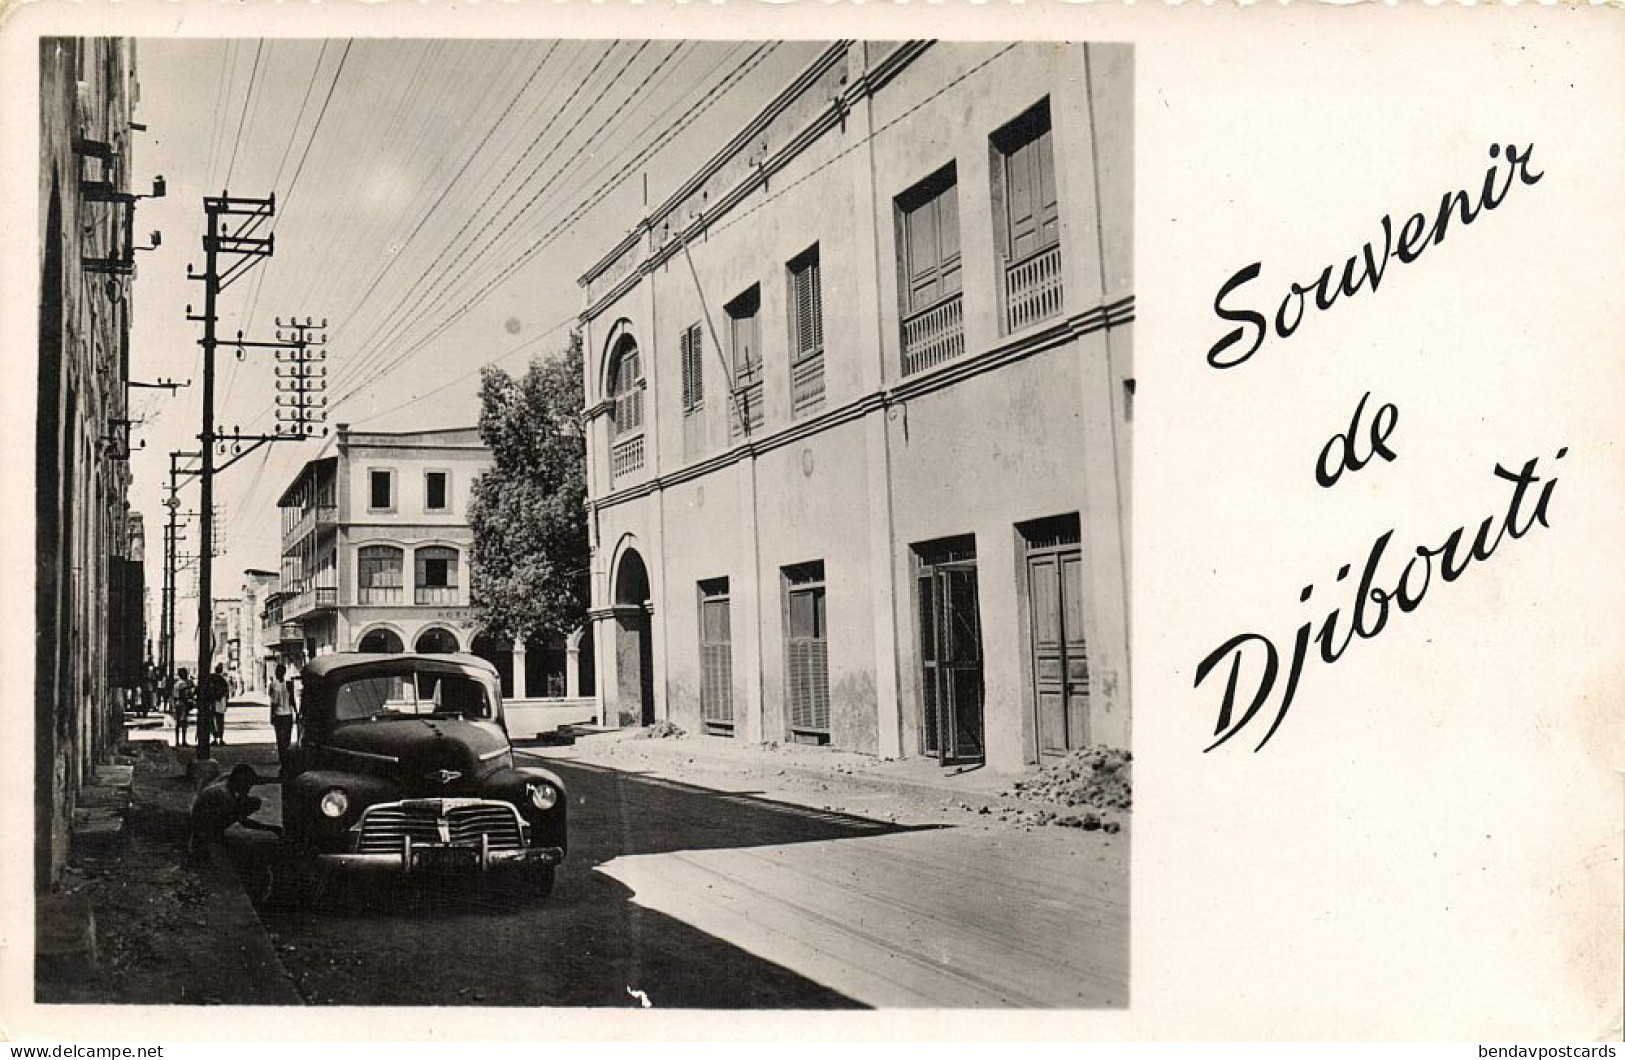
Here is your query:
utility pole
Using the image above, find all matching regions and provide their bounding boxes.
[160,448,200,697]
[185,191,327,761]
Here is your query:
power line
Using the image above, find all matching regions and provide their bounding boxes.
[331,41,625,389]
[325,43,783,412]
[355,39,674,359]
[223,40,266,189]
[275,39,354,220]
[348,311,580,428]
[317,41,564,363]
[382,41,762,353]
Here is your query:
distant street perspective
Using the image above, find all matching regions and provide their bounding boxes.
[37,39,1133,1008]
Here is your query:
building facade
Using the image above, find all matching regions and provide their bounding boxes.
[276,426,492,659]
[578,42,1132,773]
[238,568,278,691]
[36,38,151,889]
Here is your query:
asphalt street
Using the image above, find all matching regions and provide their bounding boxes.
[205,705,1128,1009]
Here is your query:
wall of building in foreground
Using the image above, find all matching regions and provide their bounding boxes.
[579,42,1132,772]
[36,38,145,890]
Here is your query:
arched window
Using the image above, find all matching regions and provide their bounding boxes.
[414,545,460,605]
[357,545,404,604]
[415,627,459,654]
[356,627,404,653]
[607,337,644,437]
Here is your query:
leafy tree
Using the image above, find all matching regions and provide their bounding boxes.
[468,333,589,646]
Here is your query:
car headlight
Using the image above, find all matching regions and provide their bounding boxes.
[318,788,349,818]
[527,781,558,811]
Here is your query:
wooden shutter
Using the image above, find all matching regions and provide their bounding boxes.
[786,582,829,733]
[903,175,961,314]
[699,589,732,726]
[1003,109,1058,260]
[790,251,822,361]
[680,323,703,414]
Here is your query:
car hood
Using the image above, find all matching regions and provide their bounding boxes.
[321,716,512,790]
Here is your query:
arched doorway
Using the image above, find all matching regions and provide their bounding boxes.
[471,632,515,697]
[414,627,459,654]
[572,625,596,698]
[356,627,404,653]
[613,548,655,727]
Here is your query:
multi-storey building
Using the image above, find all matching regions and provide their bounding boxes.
[36,38,153,888]
[238,568,278,691]
[208,595,253,692]
[276,426,492,659]
[578,42,1131,773]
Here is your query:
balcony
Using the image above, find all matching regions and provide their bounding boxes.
[283,504,338,552]
[901,292,965,376]
[1003,243,1064,334]
[284,585,338,620]
[414,585,460,606]
[791,352,826,417]
[358,585,403,606]
[611,434,645,481]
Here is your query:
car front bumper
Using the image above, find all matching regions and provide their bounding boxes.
[314,844,564,875]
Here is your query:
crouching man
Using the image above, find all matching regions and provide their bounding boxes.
[189,763,282,855]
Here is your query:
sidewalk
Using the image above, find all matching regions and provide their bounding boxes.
[519,724,1131,833]
[35,733,302,1005]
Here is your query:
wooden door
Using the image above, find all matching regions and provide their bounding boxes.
[1029,546,1088,760]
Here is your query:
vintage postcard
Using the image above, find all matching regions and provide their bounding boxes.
[2,0,1620,1043]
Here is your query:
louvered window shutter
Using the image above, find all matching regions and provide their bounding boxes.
[689,325,703,408]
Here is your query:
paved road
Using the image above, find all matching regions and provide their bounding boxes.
[214,736,1127,1009]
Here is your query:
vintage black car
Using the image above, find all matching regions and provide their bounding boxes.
[281,652,567,896]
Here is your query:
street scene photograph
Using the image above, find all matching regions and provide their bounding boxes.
[34,36,1134,1009]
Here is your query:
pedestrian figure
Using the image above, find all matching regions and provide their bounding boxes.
[269,663,296,768]
[188,764,281,855]
[173,667,196,748]
[204,663,230,746]
[141,661,158,717]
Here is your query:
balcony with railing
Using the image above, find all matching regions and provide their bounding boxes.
[1002,242,1064,334]
[610,434,645,482]
[283,504,338,552]
[285,584,338,620]
[901,292,965,376]
[791,351,826,417]
[358,585,403,606]
[414,584,460,606]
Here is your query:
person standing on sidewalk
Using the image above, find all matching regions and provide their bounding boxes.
[269,663,296,768]
[204,663,230,746]
[174,667,196,747]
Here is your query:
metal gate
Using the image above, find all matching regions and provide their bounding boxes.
[916,539,984,764]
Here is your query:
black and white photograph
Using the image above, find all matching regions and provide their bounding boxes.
[13,3,1622,1045]
[32,37,1133,1011]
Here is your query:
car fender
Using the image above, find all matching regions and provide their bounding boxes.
[283,769,402,848]
[481,765,568,854]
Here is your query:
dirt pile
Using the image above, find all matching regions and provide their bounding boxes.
[639,720,686,739]
[1007,746,1132,812]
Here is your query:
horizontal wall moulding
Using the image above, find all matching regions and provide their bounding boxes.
[588,297,1132,515]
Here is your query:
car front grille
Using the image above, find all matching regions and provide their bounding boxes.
[355,800,525,854]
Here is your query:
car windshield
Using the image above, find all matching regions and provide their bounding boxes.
[331,672,494,722]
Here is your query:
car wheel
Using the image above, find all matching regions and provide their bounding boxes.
[534,864,555,900]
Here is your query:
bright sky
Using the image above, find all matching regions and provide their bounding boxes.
[124,38,826,656]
